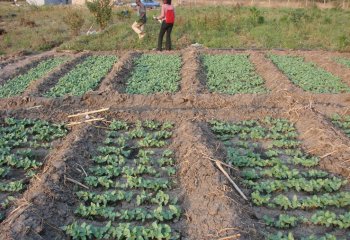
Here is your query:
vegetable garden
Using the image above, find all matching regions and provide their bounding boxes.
[201,54,267,94]
[0,118,67,222]
[126,54,182,95]
[44,55,117,97]
[63,120,181,240]
[0,57,69,98]
[268,54,350,93]
[210,118,350,239]
[0,49,350,240]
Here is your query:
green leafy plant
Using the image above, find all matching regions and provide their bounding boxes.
[76,190,133,205]
[246,177,346,193]
[0,57,68,98]
[309,211,350,229]
[202,54,267,94]
[126,54,182,94]
[109,120,129,131]
[66,120,179,239]
[63,221,174,240]
[269,54,350,93]
[0,118,67,223]
[45,55,117,97]
[138,134,167,148]
[210,117,350,239]
[86,0,112,30]
[0,181,23,192]
[263,214,298,229]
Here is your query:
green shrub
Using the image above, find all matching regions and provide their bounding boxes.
[86,0,112,30]
[63,10,85,36]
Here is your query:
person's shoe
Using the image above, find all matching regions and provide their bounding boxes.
[139,33,146,39]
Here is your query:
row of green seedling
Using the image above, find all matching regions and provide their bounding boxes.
[0,118,67,221]
[210,117,350,239]
[63,120,181,240]
[128,54,350,95]
[202,54,267,94]
[2,53,350,97]
[44,55,117,97]
[268,54,350,93]
[0,55,117,98]
[125,54,182,94]
[0,57,69,98]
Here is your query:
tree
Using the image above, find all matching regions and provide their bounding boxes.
[86,0,112,30]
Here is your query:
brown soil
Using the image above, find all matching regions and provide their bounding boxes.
[249,51,302,94]
[0,48,350,240]
[98,51,141,94]
[180,49,205,94]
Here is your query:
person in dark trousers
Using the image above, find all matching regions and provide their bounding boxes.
[155,0,175,51]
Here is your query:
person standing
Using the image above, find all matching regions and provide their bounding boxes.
[155,0,175,51]
[132,0,147,39]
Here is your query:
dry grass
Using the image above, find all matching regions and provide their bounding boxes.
[1,1,350,56]
[0,2,102,56]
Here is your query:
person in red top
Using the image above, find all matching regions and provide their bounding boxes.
[155,0,175,51]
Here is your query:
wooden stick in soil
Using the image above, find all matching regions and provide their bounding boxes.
[26,105,42,110]
[200,152,235,169]
[215,160,248,201]
[67,118,105,127]
[65,176,89,189]
[209,158,235,169]
[68,108,109,118]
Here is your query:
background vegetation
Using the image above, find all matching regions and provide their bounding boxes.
[1,1,350,56]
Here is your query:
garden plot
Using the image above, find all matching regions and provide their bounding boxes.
[63,120,182,239]
[126,54,182,94]
[268,54,350,93]
[201,54,267,94]
[1,49,350,240]
[210,118,350,239]
[0,56,69,98]
[0,118,67,222]
[24,53,90,97]
[0,55,28,71]
[44,55,117,97]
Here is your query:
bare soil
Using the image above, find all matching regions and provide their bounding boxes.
[0,48,350,239]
